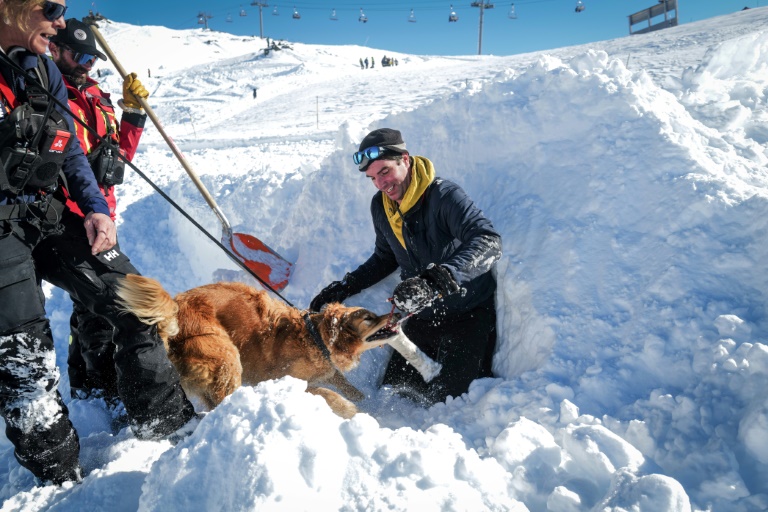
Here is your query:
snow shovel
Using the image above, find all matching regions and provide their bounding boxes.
[85,17,292,291]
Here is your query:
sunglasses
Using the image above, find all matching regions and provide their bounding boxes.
[42,1,68,21]
[58,44,97,67]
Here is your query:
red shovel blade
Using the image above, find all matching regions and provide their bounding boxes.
[228,232,293,291]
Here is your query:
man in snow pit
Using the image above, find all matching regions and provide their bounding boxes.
[310,128,501,405]
[49,18,149,407]
[0,5,197,485]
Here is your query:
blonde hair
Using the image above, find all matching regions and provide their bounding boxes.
[1,0,44,32]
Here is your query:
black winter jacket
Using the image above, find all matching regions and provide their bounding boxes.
[0,49,109,216]
[349,176,501,321]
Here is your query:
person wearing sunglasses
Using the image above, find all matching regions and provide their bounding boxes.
[49,18,151,411]
[0,3,196,486]
[310,128,502,405]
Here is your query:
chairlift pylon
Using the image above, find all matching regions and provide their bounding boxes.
[408,8,417,22]
[508,3,517,19]
[87,8,106,22]
[448,4,458,22]
[359,7,368,23]
[575,0,585,13]
[197,12,212,29]
[93,11,104,22]
[292,5,300,19]
[330,8,338,20]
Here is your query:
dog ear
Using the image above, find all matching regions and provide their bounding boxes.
[273,316,292,338]
[320,302,346,319]
[317,304,349,329]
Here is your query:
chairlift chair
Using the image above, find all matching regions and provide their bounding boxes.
[575,0,585,12]
[292,6,300,19]
[197,14,205,24]
[508,3,517,19]
[272,5,279,15]
[448,5,458,22]
[240,6,247,17]
[409,9,417,22]
[226,13,233,22]
[359,8,368,23]
[330,8,338,20]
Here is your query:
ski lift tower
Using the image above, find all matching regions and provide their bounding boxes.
[250,1,269,39]
[471,1,494,55]
[197,12,213,30]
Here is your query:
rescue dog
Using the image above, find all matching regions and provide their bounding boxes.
[115,274,406,418]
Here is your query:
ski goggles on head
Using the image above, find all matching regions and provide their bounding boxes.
[353,143,407,171]
[42,1,68,21]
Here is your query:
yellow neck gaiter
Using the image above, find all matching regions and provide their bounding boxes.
[383,156,435,248]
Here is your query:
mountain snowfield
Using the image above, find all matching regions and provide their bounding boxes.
[2,7,768,511]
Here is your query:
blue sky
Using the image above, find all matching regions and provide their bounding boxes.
[73,0,758,55]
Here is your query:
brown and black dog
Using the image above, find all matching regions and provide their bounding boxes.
[115,274,398,418]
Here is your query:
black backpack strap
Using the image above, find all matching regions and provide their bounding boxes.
[34,55,48,90]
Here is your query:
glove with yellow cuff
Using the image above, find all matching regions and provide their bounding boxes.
[118,72,149,113]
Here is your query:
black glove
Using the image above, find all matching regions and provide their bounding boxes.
[309,273,360,311]
[423,263,460,296]
[392,264,459,314]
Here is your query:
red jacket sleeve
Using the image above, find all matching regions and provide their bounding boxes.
[118,111,146,161]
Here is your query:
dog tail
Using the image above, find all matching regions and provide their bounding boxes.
[115,274,180,341]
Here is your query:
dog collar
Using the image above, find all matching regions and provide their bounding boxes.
[303,312,332,362]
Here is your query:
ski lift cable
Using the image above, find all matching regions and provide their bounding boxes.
[200,0,557,17]
[182,0,562,30]
[281,0,556,11]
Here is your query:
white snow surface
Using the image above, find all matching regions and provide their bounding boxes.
[2,8,768,511]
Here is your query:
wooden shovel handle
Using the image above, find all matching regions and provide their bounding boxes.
[87,21,233,236]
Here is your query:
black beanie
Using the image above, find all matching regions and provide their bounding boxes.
[358,128,407,152]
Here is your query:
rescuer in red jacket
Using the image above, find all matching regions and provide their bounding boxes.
[49,19,150,404]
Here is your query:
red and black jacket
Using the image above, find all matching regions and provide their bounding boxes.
[62,76,145,220]
[0,49,109,216]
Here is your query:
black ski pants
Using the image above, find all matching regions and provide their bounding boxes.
[381,295,497,405]
[33,213,196,438]
[0,217,80,483]
[67,283,118,399]
[0,213,195,482]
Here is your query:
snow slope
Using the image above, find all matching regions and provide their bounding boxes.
[1,7,767,511]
